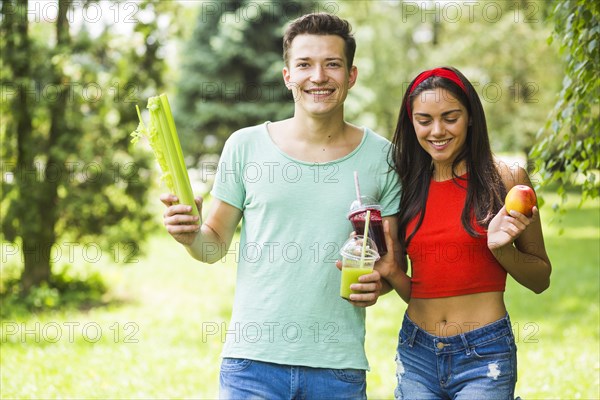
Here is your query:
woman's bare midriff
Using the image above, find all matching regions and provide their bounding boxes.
[406,292,507,337]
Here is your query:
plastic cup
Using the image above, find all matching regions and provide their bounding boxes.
[339,235,380,299]
[348,196,387,256]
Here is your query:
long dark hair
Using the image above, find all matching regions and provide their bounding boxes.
[391,67,506,251]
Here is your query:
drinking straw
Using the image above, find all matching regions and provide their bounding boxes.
[353,171,362,206]
[360,210,371,268]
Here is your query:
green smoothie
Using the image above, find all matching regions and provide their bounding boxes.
[340,266,373,299]
[339,235,379,300]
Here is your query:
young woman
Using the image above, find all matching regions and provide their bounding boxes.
[378,67,552,399]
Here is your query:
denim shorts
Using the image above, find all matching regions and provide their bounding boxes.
[395,313,518,400]
[219,358,366,400]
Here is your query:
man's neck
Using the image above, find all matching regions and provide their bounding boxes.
[287,114,347,145]
[267,113,363,163]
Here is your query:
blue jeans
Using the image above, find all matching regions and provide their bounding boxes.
[219,358,366,400]
[395,313,518,400]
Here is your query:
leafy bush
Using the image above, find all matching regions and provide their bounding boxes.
[0,264,108,317]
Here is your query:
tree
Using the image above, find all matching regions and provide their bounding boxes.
[175,0,318,159]
[530,0,599,206]
[0,0,178,291]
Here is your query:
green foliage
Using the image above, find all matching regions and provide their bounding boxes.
[175,0,318,158]
[0,1,180,288]
[530,0,600,206]
[1,263,107,318]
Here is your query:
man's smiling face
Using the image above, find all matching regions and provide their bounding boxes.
[283,34,357,118]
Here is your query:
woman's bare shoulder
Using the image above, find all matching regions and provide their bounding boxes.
[494,158,533,189]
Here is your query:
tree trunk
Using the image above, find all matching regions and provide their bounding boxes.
[4,0,47,291]
[10,0,70,292]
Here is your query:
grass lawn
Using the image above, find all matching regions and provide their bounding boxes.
[1,193,599,399]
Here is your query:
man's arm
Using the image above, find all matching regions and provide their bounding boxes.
[161,195,243,264]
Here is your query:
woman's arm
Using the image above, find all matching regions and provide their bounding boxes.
[487,164,552,293]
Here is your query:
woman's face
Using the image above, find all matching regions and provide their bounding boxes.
[410,87,470,177]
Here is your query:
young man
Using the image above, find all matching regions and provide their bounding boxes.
[161,13,400,399]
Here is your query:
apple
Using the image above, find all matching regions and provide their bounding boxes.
[505,185,537,217]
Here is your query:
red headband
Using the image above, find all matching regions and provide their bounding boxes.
[406,68,467,116]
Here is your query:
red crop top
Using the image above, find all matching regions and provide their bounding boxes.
[406,176,507,298]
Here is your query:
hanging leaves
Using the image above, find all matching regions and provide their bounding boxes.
[530,0,599,210]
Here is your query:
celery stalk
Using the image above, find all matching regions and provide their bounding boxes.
[131,94,199,218]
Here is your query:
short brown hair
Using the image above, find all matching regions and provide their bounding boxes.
[283,13,356,70]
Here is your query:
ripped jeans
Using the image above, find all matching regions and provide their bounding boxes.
[395,313,518,400]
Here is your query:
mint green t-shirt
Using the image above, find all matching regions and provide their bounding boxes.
[210,122,401,370]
